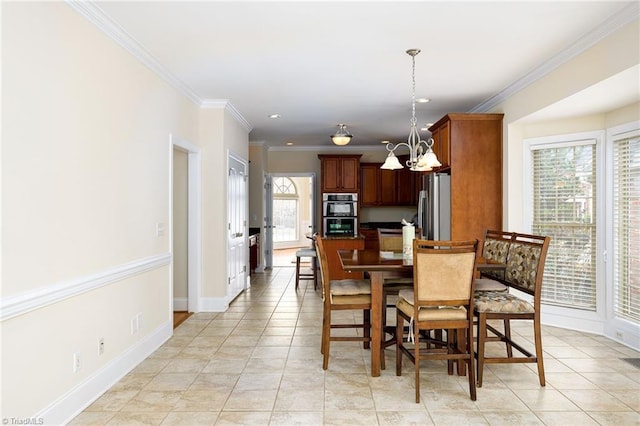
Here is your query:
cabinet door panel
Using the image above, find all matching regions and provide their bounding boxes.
[437,120,450,168]
[360,165,379,206]
[395,167,416,205]
[340,157,359,192]
[322,157,341,192]
[380,169,396,205]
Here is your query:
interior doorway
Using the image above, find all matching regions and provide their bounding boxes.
[265,173,316,269]
[170,134,202,323]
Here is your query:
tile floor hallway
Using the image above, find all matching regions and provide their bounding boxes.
[71,267,639,425]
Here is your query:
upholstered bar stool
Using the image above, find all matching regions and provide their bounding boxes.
[295,247,318,290]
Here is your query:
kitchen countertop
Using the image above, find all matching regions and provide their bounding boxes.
[359,222,405,229]
[322,235,364,240]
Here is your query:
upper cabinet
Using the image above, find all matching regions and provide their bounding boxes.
[429,113,504,243]
[318,155,361,193]
[360,157,419,207]
[430,119,450,169]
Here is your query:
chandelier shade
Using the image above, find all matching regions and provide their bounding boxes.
[331,124,353,145]
[381,49,441,171]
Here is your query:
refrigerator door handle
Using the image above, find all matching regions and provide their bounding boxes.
[417,190,426,238]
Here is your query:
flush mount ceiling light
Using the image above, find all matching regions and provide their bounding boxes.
[330,124,353,146]
[381,49,441,171]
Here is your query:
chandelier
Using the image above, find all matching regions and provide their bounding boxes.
[381,49,441,171]
[330,124,353,146]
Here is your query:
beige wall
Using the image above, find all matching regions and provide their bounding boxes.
[1,2,248,420]
[493,19,639,231]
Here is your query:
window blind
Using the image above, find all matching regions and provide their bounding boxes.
[613,136,640,323]
[532,142,597,310]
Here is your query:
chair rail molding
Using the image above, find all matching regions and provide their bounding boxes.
[0,253,172,321]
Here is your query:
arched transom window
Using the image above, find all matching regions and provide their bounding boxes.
[273,177,298,242]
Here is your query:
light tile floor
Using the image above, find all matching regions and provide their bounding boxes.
[71,267,640,425]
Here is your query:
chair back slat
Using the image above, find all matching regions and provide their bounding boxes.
[378,228,403,252]
[413,240,479,307]
[482,229,515,264]
[315,237,329,300]
[504,233,551,297]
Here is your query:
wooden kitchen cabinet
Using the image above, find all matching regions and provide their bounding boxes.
[395,164,419,205]
[318,155,361,193]
[430,119,450,169]
[428,113,503,244]
[360,157,419,207]
[360,164,379,205]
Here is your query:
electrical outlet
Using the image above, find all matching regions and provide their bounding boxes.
[73,352,81,373]
[98,338,105,355]
[615,330,624,340]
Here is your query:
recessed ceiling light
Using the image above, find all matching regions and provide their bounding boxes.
[416,98,430,103]
[286,142,293,146]
[381,140,390,144]
[268,114,281,119]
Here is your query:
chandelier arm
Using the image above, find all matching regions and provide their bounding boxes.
[385,141,411,153]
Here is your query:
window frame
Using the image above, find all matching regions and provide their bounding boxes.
[604,121,640,348]
[524,130,607,332]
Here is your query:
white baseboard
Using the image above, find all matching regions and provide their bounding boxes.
[39,320,173,425]
[173,297,188,311]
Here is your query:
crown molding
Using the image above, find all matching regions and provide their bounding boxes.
[471,3,640,113]
[67,0,252,133]
[67,1,203,106]
[268,144,387,152]
[201,99,253,132]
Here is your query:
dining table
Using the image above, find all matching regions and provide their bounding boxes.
[337,248,413,377]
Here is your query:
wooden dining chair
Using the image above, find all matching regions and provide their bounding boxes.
[377,228,414,362]
[396,239,479,402]
[316,236,372,370]
[474,232,551,387]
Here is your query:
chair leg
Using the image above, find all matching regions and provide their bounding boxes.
[363,310,371,350]
[414,319,420,403]
[533,316,546,386]
[466,326,477,401]
[447,329,455,375]
[504,319,513,358]
[476,312,487,387]
[322,306,331,369]
[396,310,404,376]
[312,257,318,290]
[295,256,301,291]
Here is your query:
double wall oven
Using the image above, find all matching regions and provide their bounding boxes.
[322,193,358,237]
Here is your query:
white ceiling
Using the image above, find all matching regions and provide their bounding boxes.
[87,1,639,148]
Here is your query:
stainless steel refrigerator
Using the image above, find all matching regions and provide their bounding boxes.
[417,173,451,240]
